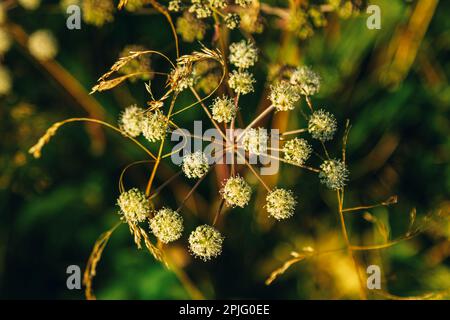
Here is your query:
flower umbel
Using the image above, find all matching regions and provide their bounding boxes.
[266,188,297,220]
[117,188,151,223]
[118,104,145,137]
[229,40,258,69]
[290,66,321,96]
[28,30,58,61]
[308,109,337,142]
[141,110,167,142]
[228,70,255,95]
[189,225,224,261]
[283,138,312,165]
[150,208,184,243]
[242,127,268,155]
[182,151,210,179]
[319,159,349,190]
[210,95,237,123]
[269,81,301,111]
[221,176,252,208]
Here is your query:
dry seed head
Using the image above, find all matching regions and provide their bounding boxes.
[82,0,115,26]
[117,188,151,223]
[118,104,145,137]
[225,13,240,30]
[266,188,297,220]
[269,80,301,111]
[182,151,210,179]
[189,225,224,261]
[168,63,195,92]
[228,70,255,95]
[176,12,206,43]
[0,28,11,56]
[0,65,11,96]
[149,208,184,244]
[282,138,312,165]
[308,109,337,142]
[229,40,258,69]
[290,66,321,96]
[119,45,152,82]
[221,175,252,208]
[210,95,237,123]
[141,110,167,142]
[319,159,349,190]
[28,30,58,61]
[18,0,41,10]
[242,127,268,155]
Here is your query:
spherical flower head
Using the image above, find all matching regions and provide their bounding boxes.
[168,0,183,12]
[229,40,258,69]
[82,0,115,27]
[290,66,321,96]
[210,95,237,123]
[269,80,300,111]
[189,225,224,261]
[118,104,145,137]
[0,28,11,56]
[225,13,240,30]
[142,110,167,142]
[266,188,297,220]
[242,127,268,155]
[228,70,255,95]
[188,0,212,19]
[283,138,312,165]
[117,188,151,223]
[235,0,252,7]
[176,12,206,43]
[149,208,184,244]
[208,0,227,9]
[0,65,12,96]
[319,159,349,190]
[182,151,210,179]
[119,45,152,82]
[221,175,252,208]
[308,109,337,142]
[28,30,58,61]
[168,63,196,92]
[18,0,41,10]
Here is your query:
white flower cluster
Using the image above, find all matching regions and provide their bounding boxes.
[283,138,312,165]
[308,109,337,142]
[117,188,151,223]
[118,104,145,137]
[169,63,196,92]
[150,208,184,243]
[141,109,168,142]
[319,159,349,190]
[210,95,238,123]
[290,66,321,96]
[242,127,268,155]
[221,175,252,208]
[269,80,301,112]
[229,40,258,70]
[28,30,58,61]
[189,225,224,261]
[228,70,255,95]
[182,151,210,179]
[266,188,297,220]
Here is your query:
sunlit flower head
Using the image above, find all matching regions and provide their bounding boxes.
[150,208,184,243]
[141,110,167,142]
[221,175,252,208]
[188,0,212,19]
[242,127,268,155]
[28,30,58,61]
[225,13,240,30]
[182,151,210,179]
[266,188,297,220]
[269,80,301,111]
[117,188,151,223]
[290,66,321,96]
[229,40,258,69]
[82,0,114,26]
[283,138,312,165]
[308,109,337,142]
[228,70,255,95]
[118,104,145,137]
[168,63,195,92]
[319,159,349,190]
[210,95,237,123]
[168,0,183,12]
[189,225,224,261]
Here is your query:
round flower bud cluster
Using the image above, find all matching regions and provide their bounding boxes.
[188,0,212,19]
[169,63,196,92]
[149,208,184,243]
[229,40,258,70]
[228,70,255,95]
[176,12,206,43]
[209,0,227,9]
[221,175,252,208]
[119,45,153,82]
[290,66,321,96]
[0,28,11,56]
[118,104,145,137]
[82,0,115,27]
[0,65,12,96]
[308,109,337,142]
[319,159,349,190]
[189,225,224,261]
[142,110,168,142]
[28,30,58,61]
[225,13,240,30]
[283,138,312,165]
[168,0,183,12]
[210,95,237,123]
[182,151,210,179]
[235,0,252,7]
[242,127,268,155]
[269,80,301,111]
[117,188,151,223]
[266,188,297,220]
[18,0,41,10]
